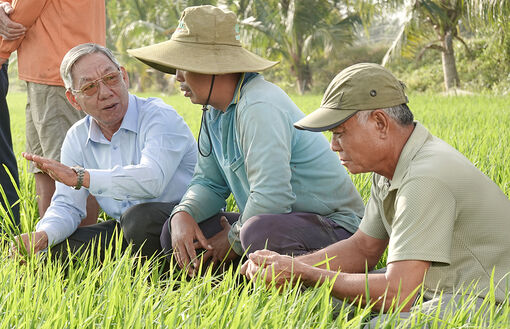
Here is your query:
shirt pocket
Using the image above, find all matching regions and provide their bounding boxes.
[229,156,244,172]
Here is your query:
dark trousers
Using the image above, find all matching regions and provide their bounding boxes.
[50,202,177,260]
[154,203,353,257]
[239,212,353,256]
[0,63,20,228]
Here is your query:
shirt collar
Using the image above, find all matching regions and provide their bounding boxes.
[86,94,138,144]
[388,121,431,190]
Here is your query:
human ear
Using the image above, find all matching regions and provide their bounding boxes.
[120,66,129,88]
[65,90,82,111]
[371,110,389,138]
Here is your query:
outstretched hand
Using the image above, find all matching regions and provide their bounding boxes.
[0,2,26,40]
[241,249,300,288]
[22,153,85,188]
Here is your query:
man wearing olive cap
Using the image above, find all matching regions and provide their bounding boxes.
[128,5,364,275]
[243,63,510,321]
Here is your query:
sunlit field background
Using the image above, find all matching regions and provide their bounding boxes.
[0,91,509,328]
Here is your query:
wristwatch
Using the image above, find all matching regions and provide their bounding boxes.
[71,166,85,190]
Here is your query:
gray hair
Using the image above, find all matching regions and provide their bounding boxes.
[60,43,121,90]
[356,104,414,126]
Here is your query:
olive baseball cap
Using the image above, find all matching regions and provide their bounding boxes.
[127,5,278,75]
[294,63,408,132]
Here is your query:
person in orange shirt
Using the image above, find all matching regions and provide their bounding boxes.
[0,0,105,225]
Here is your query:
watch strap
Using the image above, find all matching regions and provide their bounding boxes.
[71,166,85,190]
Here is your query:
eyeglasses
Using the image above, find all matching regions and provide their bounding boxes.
[71,70,122,96]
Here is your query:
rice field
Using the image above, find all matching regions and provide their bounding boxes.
[0,91,509,328]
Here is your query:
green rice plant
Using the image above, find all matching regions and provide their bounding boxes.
[1,92,509,328]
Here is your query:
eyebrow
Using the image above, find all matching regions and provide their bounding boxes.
[77,67,118,84]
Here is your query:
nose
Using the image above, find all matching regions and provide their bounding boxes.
[175,70,184,82]
[330,136,342,152]
[97,79,114,99]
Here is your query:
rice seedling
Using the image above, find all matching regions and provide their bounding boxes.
[1,92,508,328]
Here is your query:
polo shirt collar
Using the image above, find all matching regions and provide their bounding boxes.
[87,94,138,144]
[388,121,430,190]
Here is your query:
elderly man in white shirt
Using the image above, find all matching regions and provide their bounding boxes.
[12,43,197,259]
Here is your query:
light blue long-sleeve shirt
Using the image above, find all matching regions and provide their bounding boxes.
[37,94,197,246]
[172,74,364,255]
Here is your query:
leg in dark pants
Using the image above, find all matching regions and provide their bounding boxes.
[160,212,241,253]
[50,220,126,261]
[239,212,353,256]
[120,202,179,257]
[0,63,20,228]
[160,211,241,272]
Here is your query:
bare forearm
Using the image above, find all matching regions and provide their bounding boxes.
[297,238,381,273]
[298,230,388,273]
[298,266,416,312]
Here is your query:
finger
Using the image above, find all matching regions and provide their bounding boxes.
[22,152,33,160]
[193,238,211,250]
[173,243,187,269]
[8,243,18,258]
[5,21,26,30]
[0,2,14,14]
[31,154,49,164]
[252,249,278,257]
[1,32,24,40]
[240,260,249,275]
[201,250,214,266]
[183,240,198,271]
[220,216,230,229]
[249,253,274,266]
[194,227,212,251]
[173,249,180,267]
[211,248,223,264]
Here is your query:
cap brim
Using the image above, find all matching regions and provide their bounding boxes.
[128,40,279,75]
[294,108,358,132]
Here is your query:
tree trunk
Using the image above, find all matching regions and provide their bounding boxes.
[295,63,312,95]
[441,30,460,91]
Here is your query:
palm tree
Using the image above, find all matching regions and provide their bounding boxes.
[383,0,510,92]
[225,0,361,94]
[382,0,471,92]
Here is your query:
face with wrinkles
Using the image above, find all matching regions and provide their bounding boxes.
[329,113,384,174]
[66,52,129,139]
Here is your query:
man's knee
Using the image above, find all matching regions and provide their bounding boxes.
[120,203,148,242]
[120,202,170,243]
[240,214,284,254]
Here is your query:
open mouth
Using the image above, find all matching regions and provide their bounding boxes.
[103,103,117,110]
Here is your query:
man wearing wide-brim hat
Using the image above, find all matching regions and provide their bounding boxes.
[242,63,510,324]
[128,5,365,275]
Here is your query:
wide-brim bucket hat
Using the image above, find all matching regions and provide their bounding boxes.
[294,63,408,132]
[127,5,278,75]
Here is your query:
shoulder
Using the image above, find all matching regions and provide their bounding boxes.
[64,115,90,143]
[132,94,185,124]
[407,135,474,182]
[237,75,302,121]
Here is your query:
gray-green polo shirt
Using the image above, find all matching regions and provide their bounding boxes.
[360,122,510,302]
